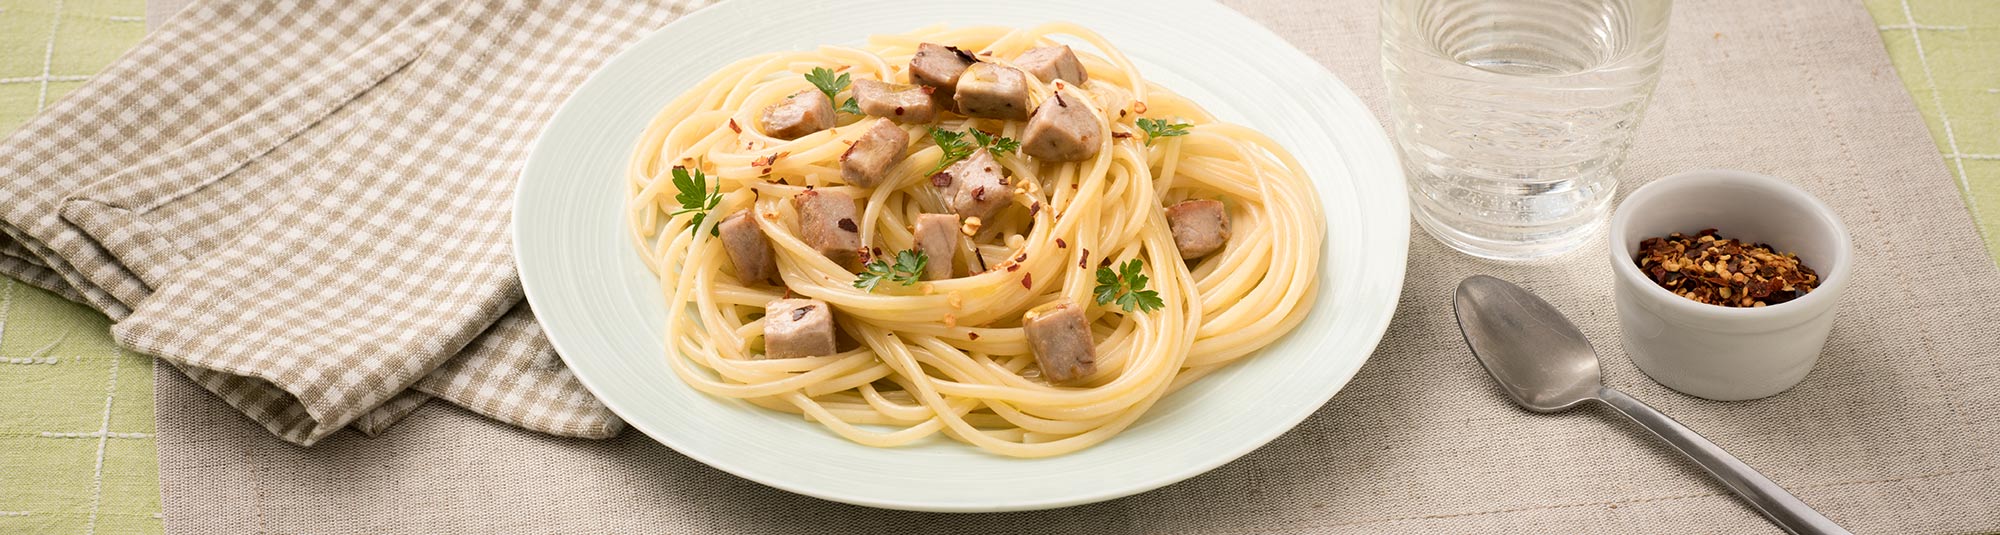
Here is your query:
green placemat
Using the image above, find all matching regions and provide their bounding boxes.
[0,1,1990,533]
[1864,0,2000,259]
[0,1,161,534]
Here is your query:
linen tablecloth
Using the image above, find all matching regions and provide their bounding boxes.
[1,0,1995,533]
[136,0,2000,533]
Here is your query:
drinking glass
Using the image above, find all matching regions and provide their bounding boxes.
[1383,0,1672,260]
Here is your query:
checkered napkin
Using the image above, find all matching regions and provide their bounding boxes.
[0,0,709,445]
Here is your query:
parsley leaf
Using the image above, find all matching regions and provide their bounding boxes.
[854,249,929,292]
[1135,118,1192,146]
[1093,258,1164,313]
[839,97,860,115]
[804,67,850,105]
[928,127,976,174]
[668,166,722,237]
[968,128,1021,156]
[931,127,1021,174]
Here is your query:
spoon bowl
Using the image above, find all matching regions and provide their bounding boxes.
[1452,275,1602,412]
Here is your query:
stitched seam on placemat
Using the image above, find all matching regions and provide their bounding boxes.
[1785,1,1984,461]
[83,346,122,535]
[1156,465,1997,533]
[0,511,162,518]
[34,0,63,111]
[1897,0,1983,243]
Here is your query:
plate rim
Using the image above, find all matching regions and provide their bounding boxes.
[514,0,1409,512]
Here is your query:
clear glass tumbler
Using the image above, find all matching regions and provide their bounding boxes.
[1383,0,1671,260]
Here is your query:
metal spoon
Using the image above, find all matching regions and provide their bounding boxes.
[1452,275,1849,535]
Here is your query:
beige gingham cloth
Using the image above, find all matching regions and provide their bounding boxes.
[0,0,711,445]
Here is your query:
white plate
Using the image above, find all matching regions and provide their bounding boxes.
[515,0,1408,512]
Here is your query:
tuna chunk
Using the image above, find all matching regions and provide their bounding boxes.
[909,43,975,111]
[718,210,777,285]
[938,149,1008,221]
[764,298,837,359]
[1022,301,1097,384]
[953,63,1030,121]
[1166,199,1230,259]
[1014,45,1087,85]
[840,119,909,188]
[912,213,959,280]
[792,189,862,270]
[1021,90,1100,162]
[852,79,937,124]
[760,89,834,139]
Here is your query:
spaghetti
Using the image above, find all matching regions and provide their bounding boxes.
[626,24,1324,457]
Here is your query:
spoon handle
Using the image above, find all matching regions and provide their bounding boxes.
[1595,387,1850,535]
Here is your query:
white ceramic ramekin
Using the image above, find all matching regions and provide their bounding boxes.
[1609,169,1854,401]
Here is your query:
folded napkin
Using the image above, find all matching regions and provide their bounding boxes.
[0,0,708,445]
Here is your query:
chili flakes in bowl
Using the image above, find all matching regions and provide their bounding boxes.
[1635,228,1820,308]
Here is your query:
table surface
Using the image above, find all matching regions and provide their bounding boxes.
[0,0,1994,533]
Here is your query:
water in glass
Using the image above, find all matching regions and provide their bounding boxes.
[1383,0,1671,260]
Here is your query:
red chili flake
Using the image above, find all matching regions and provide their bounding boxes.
[931,172,953,188]
[1006,264,1020,272]
[872,247,883,257]
[727,119,742,133]
[1079,248,1090,269]
[894,106,905,116]
[1013,252,1026,263]
[1118,109,1127,118]
[834,65,850,72]
[967,332,981,340]
[1055,238,1067,248]
[972,186,986,201]
[1054,93,1067,108]
[1098,257,1112,268]
[1112,132,1132,139]
[1021,273,1032,289]
[837,218,858,232]
[1029,202,1042,217]
[1635,228,1819,307]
